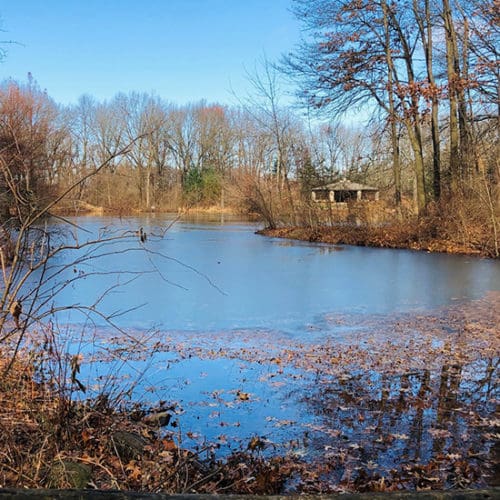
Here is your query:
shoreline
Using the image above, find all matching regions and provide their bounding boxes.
[48,208,497,258]
[257,225,497,259]
[52,204,245,217]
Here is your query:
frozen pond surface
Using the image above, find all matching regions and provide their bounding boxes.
[44,214,500,332]
[28,215,499,484]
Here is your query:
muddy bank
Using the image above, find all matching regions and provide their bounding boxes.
[258,224,497,258]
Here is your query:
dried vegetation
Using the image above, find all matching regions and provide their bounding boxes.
[0,293,498,493]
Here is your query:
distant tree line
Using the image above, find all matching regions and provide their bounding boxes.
[0,72,393,217]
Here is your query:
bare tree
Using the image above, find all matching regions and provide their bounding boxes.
[0,94,150,369]
[119,92,170,210]
[237,58,302,224]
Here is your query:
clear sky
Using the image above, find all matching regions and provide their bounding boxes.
[0,0,300,106]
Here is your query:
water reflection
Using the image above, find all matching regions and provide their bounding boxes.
[297,358,497,487]
[272,239,345,253]
[72,315,498,488]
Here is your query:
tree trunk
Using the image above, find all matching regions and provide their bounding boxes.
[414,0,441,200]
[443,0,461,187]
[145,167,151,209]
[387,2,427,213]
[406,123,427,215]
[382,0,402,208]
[458,16,472,180]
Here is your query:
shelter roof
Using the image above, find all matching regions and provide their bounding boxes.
[312,179,379,192]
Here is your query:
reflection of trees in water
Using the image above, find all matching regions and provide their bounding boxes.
[299,358,498,485]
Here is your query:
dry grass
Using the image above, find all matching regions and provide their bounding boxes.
[0,342,297,493]
[260,202,499,258]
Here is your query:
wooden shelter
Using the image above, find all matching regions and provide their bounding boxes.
[311,179,379,203]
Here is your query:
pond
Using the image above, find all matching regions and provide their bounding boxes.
[42,214,500,332]
[25,215,500,488]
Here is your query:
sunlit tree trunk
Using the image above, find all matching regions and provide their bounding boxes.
[145,167,151,209]
[443,0,461,186]
[406,124,427,214]
[381,0,402,209]
[414,0,441,200]
[387,3,427,213]
[458,16,473,180]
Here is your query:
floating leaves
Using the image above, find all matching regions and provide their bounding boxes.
[236,390,250,401]
[5,291,494,493]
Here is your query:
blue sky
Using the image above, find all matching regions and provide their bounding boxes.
[0,0,300,106]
